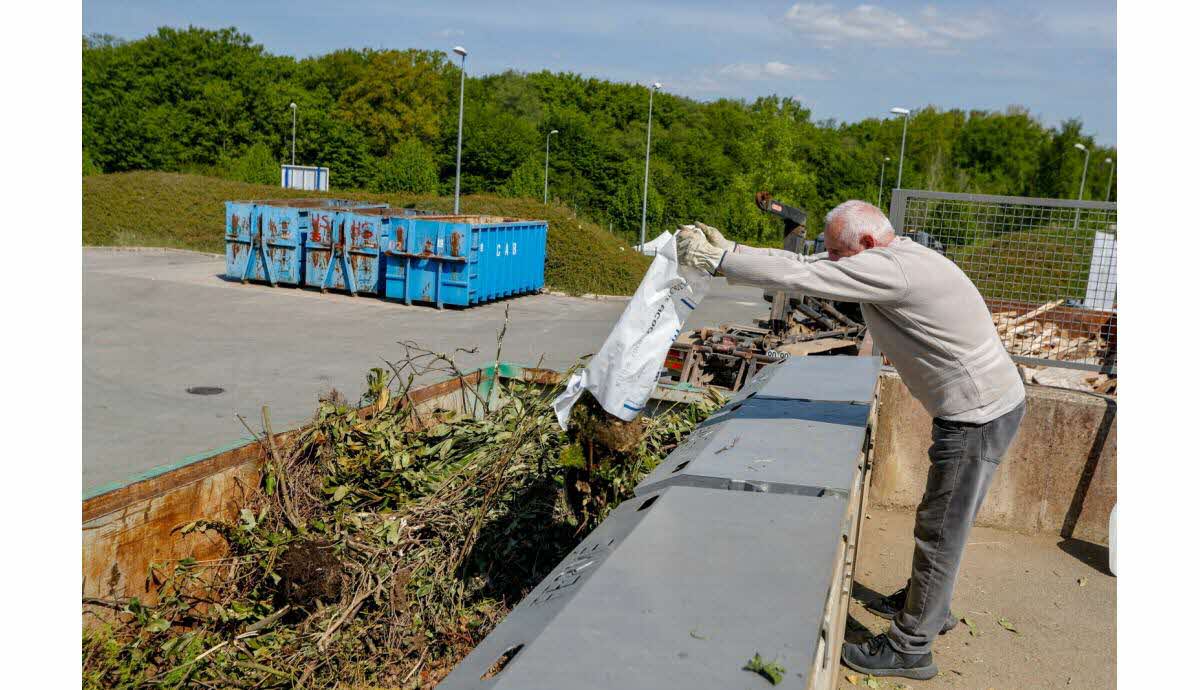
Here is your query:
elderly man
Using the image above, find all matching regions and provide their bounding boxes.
[676,200,1026,681]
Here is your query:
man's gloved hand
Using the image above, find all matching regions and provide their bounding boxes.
[675,225,725,274]
[695,221,735,251]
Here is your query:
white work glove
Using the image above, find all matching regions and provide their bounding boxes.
[695,221,735,251]
[675,225,726,274]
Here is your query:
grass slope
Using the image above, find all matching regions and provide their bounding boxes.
[948,224,1098,304]
[83,171,651,296]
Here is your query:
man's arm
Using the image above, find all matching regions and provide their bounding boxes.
[695,222,826,262]
[718,248,909,304]
[732,243,828,262]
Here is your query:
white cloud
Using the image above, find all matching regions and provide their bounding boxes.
[919,6,990,41]
[717,61,832,82]
[783,3,992,49]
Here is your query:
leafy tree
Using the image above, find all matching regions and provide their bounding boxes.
[335,49,452,155]
[499,155,545,199]
[83,150,102,176]
[82,27,1116,245]
[370,139,439,194]
[227,142,278,185]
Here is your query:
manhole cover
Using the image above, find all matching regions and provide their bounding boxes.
[187,386,225,395]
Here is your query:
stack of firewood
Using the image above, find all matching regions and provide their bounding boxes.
[992,299,1106,362]
[994,299,1115,395]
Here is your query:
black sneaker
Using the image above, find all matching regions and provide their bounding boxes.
[864,582,958,634]
[841,633,938,681]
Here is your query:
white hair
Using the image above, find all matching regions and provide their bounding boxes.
[824,200,895,245]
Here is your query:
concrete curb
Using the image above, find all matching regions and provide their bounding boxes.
[541,289,630,301]
[84,245,223,258]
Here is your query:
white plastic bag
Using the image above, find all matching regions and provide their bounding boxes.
[635,231,672,256]
[554,231,711,430]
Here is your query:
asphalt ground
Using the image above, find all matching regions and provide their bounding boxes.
[82,248,768,494]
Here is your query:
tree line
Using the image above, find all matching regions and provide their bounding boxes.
[83,26,1117,245]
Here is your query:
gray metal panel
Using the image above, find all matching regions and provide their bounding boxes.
[437,494,651,689]
[733,356,882,405]
[635,398,868,497]
[438,486,848,690]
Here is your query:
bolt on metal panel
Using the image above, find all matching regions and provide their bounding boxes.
[733,355,882,405]
[634,397,870,498]
[438,486,848,690]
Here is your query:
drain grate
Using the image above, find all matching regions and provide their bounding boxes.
[187,386,225,395]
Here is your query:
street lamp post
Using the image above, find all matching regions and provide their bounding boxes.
[289,102,297,166]
[1073,142,1091,229]
[452,46,468,214]
[890,107,911,189]
[877,156,890,208]
[1103,157,1115,202]
[543,129,559,204]
[640,82,662,250]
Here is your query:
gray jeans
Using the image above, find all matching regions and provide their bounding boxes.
[888,401,1026,655]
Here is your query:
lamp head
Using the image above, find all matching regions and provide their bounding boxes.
[1074,143,1088,152]
[652,82,662,90]
[890,107,910,115]
[550,129,559,135]
[453,46,467,57]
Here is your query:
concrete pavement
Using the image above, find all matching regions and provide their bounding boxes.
[83,248,768,494]
[842,507,1115,689]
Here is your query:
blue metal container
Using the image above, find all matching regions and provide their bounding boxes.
[382,215,548,308]
[224,200,256,281]
[225,199,386,286]
[245,202,306,285]
[302,205,393,295]
[224,200,297,285]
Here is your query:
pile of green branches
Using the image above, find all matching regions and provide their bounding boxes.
[83,342,717,689]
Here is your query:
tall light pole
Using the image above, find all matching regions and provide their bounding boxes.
[890,106,911,189]
[877,156,890,208]
[640,81,662,250]
[1073,142,1091,229]
[1103,157,1115,202]
[543,129,559,204]
[452,46,468,214]
[289,102,297,165]
[1074,143,1091,200]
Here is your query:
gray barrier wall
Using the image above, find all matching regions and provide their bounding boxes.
[439,356,884,690]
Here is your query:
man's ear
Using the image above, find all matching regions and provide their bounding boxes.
[860,234,876,250]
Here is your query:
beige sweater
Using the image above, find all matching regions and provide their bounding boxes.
[721,237,1024,422]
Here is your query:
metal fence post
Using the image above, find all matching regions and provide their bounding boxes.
[887,188,908,233]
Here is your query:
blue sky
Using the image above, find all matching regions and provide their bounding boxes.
[83,1,1116,145]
